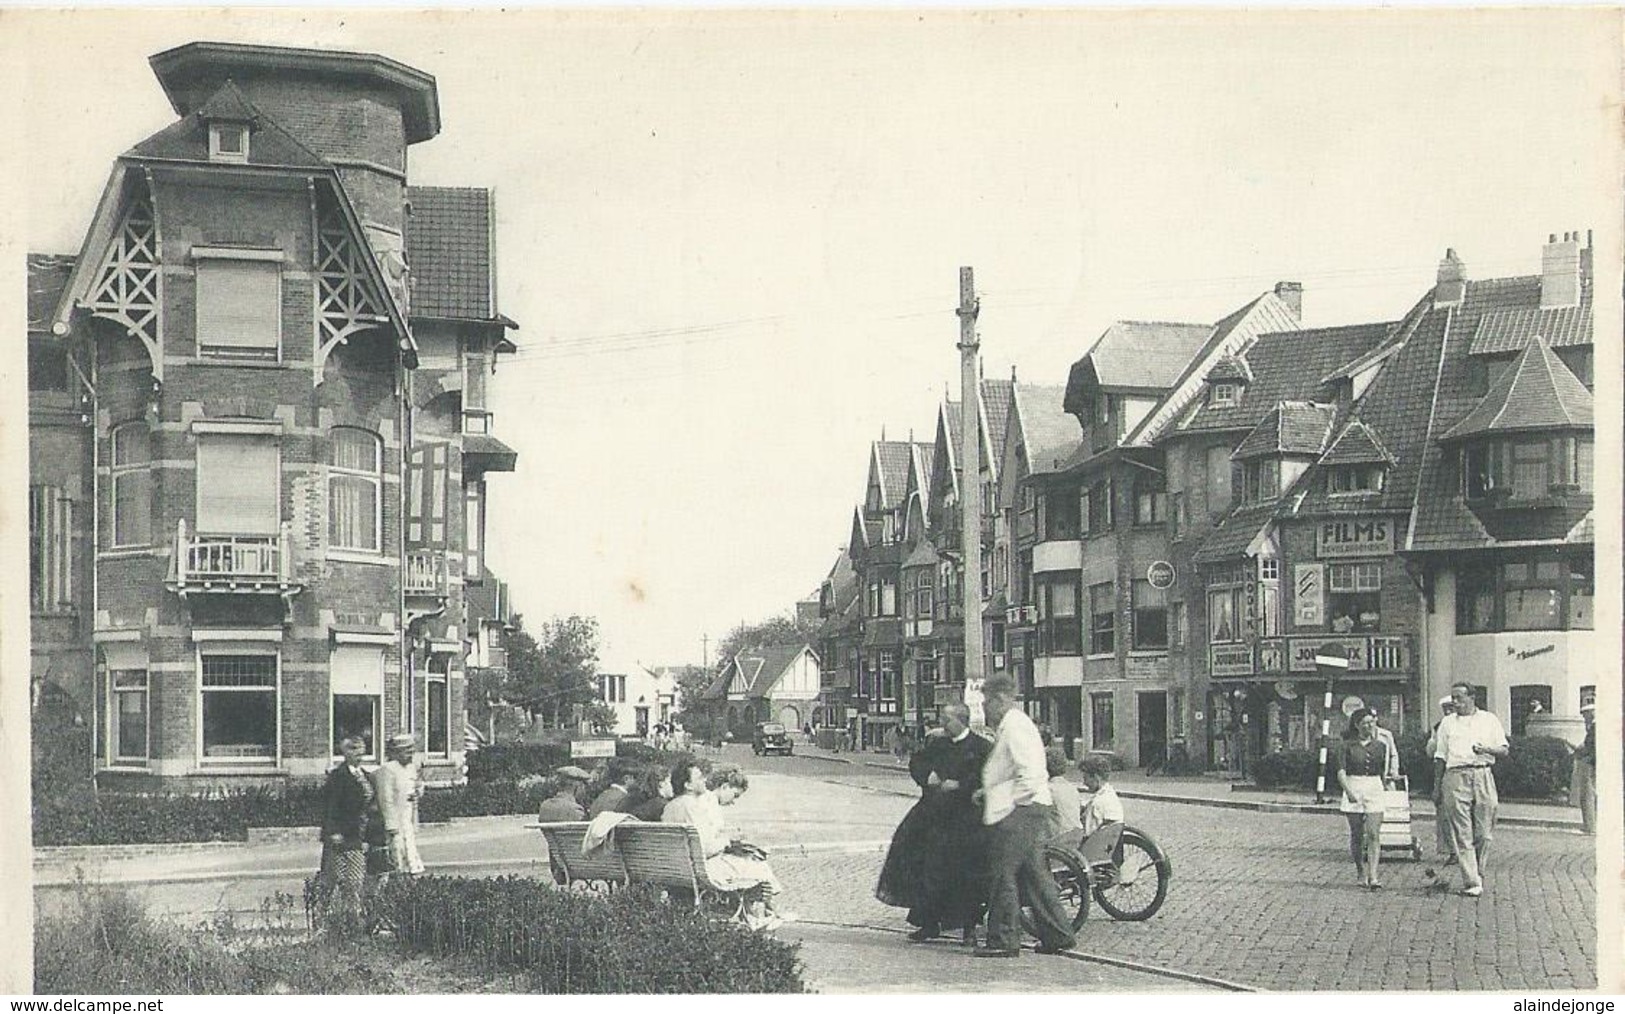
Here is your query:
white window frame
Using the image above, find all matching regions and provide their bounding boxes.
[328,428,383,554]
[1212,383,1239,406]
[208,122,250,163]
[196,644,281,767]
[110,422,152,548]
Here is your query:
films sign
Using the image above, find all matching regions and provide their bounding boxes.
[1316,517,1395,558]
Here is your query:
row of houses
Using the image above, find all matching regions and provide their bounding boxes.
[27,41,522,789]
[804,236,1596,770]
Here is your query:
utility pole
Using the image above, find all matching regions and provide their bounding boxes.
[958,267,986,720]
[701,634,709,671]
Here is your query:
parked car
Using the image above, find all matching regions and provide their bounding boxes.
[752,722,793,756]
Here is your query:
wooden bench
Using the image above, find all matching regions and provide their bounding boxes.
[613,822,755,918]
[529,821,629,890]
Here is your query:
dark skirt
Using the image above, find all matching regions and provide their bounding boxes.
[875,798,988,930]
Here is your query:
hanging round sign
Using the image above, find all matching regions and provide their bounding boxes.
[1341,695,1366,717]
[1146,560,1176,590]
[1275,681,1299,701]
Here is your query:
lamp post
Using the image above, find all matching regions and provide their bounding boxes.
[1313,644,1350,804]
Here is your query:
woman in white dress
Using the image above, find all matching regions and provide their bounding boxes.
[662,760,784,928]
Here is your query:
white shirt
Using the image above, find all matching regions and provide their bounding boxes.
[981,707,1051,825]
[1081,784,1125,836]
[1433,709,1508,769]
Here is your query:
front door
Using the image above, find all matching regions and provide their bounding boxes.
[634,706,649,736]
[1138,691,1168,768]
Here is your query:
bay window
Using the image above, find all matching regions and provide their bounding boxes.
[1455,554,1592,633]
[1462,434,1595,501]
[1037,572,1080,655]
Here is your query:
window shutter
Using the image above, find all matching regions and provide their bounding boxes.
[330,646,384,696]
[197,435,279,534]
[196,260,281,352]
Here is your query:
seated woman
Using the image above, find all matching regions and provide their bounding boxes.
[620,764,673,822]
[1044,746,1084,838]
[662,759,787,929]
[706,765,750,804]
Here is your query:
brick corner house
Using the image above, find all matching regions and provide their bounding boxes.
[28,41,520,790]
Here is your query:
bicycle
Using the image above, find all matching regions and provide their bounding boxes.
[1021,821,1172,937]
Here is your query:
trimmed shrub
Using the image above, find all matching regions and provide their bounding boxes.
[464,742,572,785]
[381,876,807,993]
[1497,735,1573,800]
[1252,748,1327,790]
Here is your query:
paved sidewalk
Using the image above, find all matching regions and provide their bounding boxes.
[792,742,1584,830]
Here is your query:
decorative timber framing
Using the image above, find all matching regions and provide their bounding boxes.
[84,171,164,383]
[311,180,394,387]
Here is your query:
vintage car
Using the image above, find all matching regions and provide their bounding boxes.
[751,722,794,756]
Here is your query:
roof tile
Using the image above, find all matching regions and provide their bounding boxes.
[407,186,494,320]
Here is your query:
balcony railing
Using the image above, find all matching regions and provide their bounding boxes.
[405,550,449,596]
[170,519,298,595]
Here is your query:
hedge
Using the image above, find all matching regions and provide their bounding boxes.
[1250,734,1574,799]
[380,876,808,993]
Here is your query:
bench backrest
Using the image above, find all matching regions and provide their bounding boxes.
[613,823,711,895]
[532,821,630,885]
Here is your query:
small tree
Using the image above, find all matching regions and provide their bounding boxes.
[716,613,820,663]
[583,701,619,735]
[506,614,602,729]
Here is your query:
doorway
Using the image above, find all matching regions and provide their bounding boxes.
[1138,691,1168,768]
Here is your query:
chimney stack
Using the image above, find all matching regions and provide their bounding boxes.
[1273,281,1304,320]
[1541,231,1582,308]
[1434,248,1466,308]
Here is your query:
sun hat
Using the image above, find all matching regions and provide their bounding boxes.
[388,733,417,751]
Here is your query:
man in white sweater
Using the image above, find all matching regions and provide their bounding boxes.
[974,675,1077,957]
[1432,683,1509,897]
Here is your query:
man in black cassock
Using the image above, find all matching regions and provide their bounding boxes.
[875,701,994,943]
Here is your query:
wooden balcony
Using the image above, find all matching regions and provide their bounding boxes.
[404,549,449,597]
[167,519,301,598]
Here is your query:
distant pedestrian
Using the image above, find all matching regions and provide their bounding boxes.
[378,733,425,876]
[1571,703,1596,835]
[973,675,1076,958]
[1424,695,1457,862]
[1432,683,1508,897]
[312,735,377,933]
[536,765,591,821]
[1337,709,1390,889]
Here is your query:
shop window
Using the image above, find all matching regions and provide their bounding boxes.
[1456,555,1592,633]
[1456,563,1498,634]
[1327,562,1381,633]
[1569,558,1594,629]
[1089,582,1116,656]
[200,652,277,761]
[1502,560,1563,631]
[329,428,382,552]
[1131,579,1168,650]
[1207,582,1244,643]
[109,669,149,763]
[110,422,153,547]
[1090,693,1115,749]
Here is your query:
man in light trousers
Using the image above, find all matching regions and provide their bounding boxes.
[972,675,1077,957]
[1423,695,1457,862]
[1432,683,1508,897]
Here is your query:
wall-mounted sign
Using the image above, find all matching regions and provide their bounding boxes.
[1146,561,1177,590]
[1126,656,1165,680]
[1316,517,1395,558]
[1210,643,1255,677]
[1341,695,1366,717]
[1294,564,1324,627]
[1289,637,1368,673]
[1275,681,1299,700]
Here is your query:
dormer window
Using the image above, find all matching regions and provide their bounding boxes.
[1239,458,1280,504]
[1329,465,1385,495]
[1212,383,1239,407]
[209,122,250,163]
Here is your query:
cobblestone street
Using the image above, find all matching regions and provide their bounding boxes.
[733,751,1598,991]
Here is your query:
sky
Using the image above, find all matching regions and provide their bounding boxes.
[7,8,1620,673]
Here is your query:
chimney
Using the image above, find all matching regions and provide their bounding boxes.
[1541,232,1582,308]
[1273,281,1303,321]
[1434,248,1466,309]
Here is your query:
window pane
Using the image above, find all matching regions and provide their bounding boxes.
[1569,558,1594,630]
[1510,440,1548,498]
[329,475,378,550]
[111,470,151,547]
[331,429,379,472]
[201,654,277,759]
[1504,587,1562,630]
[428,679,448,754]
[202,655,276,686]
[1208,589,1236,642]
[113,425,151,466]
[1456,566,1497,634]
[110,669,148,762]
[332,694,379,756]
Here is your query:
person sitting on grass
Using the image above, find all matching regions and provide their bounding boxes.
[1078,754,1125,836]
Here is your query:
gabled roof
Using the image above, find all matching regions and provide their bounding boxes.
[1205,355,1254,384]
[1193,501,1279,564]
[873,440,915,510]
[407,186,506,325]
[1468,300,1592,355]
[1232,401,1337,460]
[126,81,331,170]
[1181,322,1393,435]
[1319,420,1397,467]
[1012,383,1077,477]
[903,538,941,569]
[981,378,1014,475]
[1069,321,1212,397]
[1320,336,1405,385]
[1439,337,1593,442]
[28,255,76,332]
[734,644,811,697]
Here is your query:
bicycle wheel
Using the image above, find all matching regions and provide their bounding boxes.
[1020,844,1091,940]
[1092,828,1169,921]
